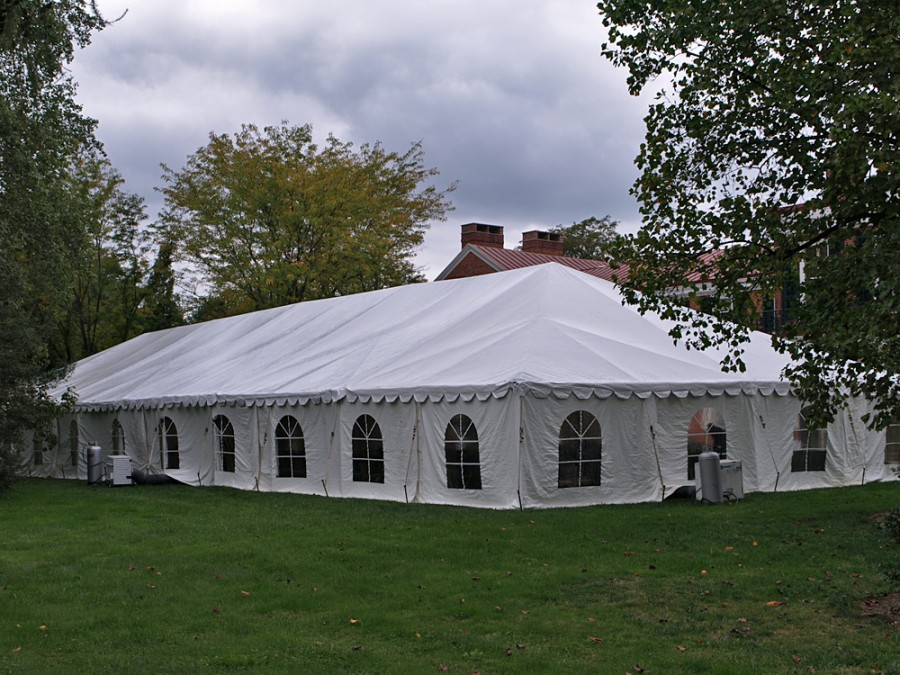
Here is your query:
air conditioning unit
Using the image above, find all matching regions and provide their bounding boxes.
[695,457,744,503]
[720,460,744,501]
[106,456,133,486]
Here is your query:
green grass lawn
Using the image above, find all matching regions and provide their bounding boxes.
[0,479,897,674]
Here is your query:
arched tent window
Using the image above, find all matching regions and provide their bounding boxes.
[159,417,179,470]
[558,410,602,489]
[213,415,236,473]
[352,415,384,483]
[111,419,125,455]
[444,414,482,490]
[687,408,726,480]
[792,407,827,472]
[885,421,900,465]
[69,420,79,467]
[275,415,306,478]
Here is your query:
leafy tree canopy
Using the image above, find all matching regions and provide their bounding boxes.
[0,0,105,490]
[159,122,455,318]
[48,147,155,366]
[551,215,620,260]
[598,0,899,428]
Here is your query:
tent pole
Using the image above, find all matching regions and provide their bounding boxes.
[403,402,420,504]
[517,394,525,510]
[646,396,666,501]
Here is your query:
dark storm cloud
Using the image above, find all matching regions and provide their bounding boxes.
[73,0,650,277]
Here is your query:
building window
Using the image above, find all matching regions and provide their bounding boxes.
[69,420,79,467]
[444,414,482,490]
[792,407,827,472]
[159,417,179,470]
[886,421,900,465]
[558,410,602,488]
[275,415,306,478]
[213,415,236,473]
[111,419,125,455]
[687,408,726,480]
[351,414,384,483]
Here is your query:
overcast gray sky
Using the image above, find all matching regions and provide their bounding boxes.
[70,0,651,279]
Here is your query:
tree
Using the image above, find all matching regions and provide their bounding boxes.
[158,122,455,318]
[49,147,150,365]
[598,0,899,428]
[0,1,105,490]
[141,239,184,333]
[551,215,620,260]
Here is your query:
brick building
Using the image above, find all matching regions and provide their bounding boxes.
[436,223,625,283]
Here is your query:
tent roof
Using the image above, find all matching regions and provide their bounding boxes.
[55,263,792,411]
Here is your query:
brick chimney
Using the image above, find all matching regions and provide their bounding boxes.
[461,222,504,249]
[521,230,564,256]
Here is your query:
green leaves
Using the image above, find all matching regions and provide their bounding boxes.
[598,0,900,427]
[0,1,107,491]
[551,216,620,260]
[159,122,455,318]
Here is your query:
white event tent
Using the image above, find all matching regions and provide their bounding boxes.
[26,263,895,507]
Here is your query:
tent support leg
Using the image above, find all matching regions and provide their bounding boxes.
[322,479,329,498]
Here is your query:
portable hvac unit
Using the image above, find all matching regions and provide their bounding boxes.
[695,456,744,503]
[106,455,133,486]
[719,460,744,501]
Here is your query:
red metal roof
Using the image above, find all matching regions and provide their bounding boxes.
[470,245,628,283]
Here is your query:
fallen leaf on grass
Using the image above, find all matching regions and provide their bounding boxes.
[147,583,156,589]
[212,605,221,615]
[38,625,47,632]
[737,617,748,623]
[793,656,802,664]
[438,665,448,672]
[588,636,603,644]
[724,546,733,551]
[505,647,513,656]
[240,590,250,597]
[766,601,785,606]
[127,565,135,571]
[633,665,645,673]
[11,647,21,654]
[676,645,687,652]
[520,610,529,615]
[349,618,361,625]
[516,643,526,650]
